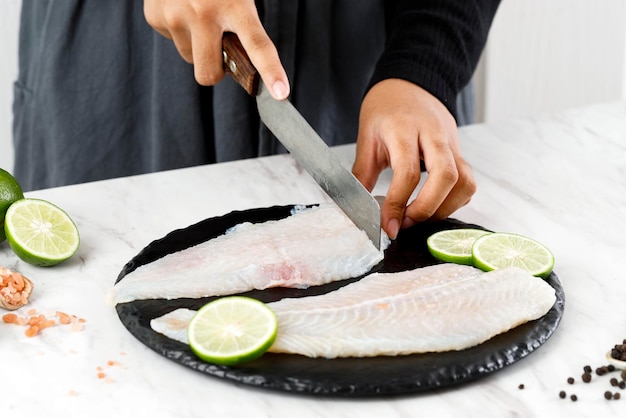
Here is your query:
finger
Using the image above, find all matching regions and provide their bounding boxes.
[382,162,422,240]
[170,29,194,64]
[144,1,194,62]
[380,136,422,239]
[419,134,476,222]
[190,26,225,85]
[143,0,169,37]
[428,157,476,221]
[236,25,290,100]
[151,26,173,41]
[402,139,458,225]
[352,134,385,192]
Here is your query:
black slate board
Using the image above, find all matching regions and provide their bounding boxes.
[115,205,565,397]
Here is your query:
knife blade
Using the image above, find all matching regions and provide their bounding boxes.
[222,33,381,249]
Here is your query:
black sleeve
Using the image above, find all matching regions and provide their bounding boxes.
[369,0,501,119]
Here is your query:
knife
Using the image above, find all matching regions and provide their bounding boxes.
[222,32,381,249]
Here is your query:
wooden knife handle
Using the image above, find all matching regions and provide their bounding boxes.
[222,32,260,96]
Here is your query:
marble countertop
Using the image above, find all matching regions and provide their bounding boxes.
[1,101,625,417]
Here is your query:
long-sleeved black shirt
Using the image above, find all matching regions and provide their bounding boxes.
[372,0,501,117]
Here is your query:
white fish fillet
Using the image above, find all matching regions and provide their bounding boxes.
[111,204,388,304]
[268,265,555,357]
[150,264,556,358]
[151,308,196,344]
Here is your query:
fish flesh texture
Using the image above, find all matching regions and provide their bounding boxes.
[267,265,555,357]
[150,264,556,358]
[111,204,388,304]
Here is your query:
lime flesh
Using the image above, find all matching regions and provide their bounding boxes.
[188,296,278,366]
[427,228,491,265]
[471,232,554,278]
[4,198,80,266]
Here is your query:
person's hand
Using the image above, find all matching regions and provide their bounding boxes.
[144,0,290,99]
[352,79,476,240]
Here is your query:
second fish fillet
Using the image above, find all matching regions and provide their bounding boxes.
[151,264,556,358]
[267,265,555,358]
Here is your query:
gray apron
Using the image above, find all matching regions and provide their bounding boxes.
[13,0,472,191]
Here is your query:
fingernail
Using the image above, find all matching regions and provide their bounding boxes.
[387,218,400,240]
[271,80,289,100]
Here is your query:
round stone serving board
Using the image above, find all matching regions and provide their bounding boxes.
[115,205,565,397]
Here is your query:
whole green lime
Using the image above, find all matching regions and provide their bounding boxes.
[0,168,25,243]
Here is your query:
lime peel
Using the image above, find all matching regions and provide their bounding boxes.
[188,296,278,366]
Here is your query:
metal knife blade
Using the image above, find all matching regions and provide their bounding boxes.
[222,33,381,249]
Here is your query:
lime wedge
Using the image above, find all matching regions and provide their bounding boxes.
[188,296,278,366]
[427,228,491,265]
[4,198,80,267]
[471,232,554,278]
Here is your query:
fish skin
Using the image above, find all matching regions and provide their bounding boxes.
[150,265,556,358]
[111,204,388,304]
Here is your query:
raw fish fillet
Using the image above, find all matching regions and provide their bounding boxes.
[151,308,196,344]
[150,264,556,358]
[268,265,555,357]
[111,204,387,304]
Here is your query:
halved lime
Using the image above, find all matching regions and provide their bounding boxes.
[4,198,80,267]
[0,168,24,243]
[188,296,278,366]
[471,232,554,278]
[427,228,491,265]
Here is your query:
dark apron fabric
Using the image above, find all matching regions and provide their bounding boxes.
[13,0,471,191]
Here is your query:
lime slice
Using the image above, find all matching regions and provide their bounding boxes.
[427,228,491,265]
[188,296,278,366]
[471,232,554,278]
[4,198,80,267]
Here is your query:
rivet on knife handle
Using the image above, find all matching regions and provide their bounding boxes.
[222,32,260,96]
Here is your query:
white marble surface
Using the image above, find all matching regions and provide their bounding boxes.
[1,101,626,417]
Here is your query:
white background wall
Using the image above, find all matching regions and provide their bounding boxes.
[0,0,20,172]
[1,1,625,175]
[481,0,626,122]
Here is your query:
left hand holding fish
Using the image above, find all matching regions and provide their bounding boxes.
[352,79,476,239]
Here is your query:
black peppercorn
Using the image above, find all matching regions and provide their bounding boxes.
[614,392,621,400]
[581,373,592,383]
[567,377,575,384]
[583,365,592,374]
[559,391,567,399]
[518,384,524,390]
[612,344,626,361]
[604,391,613,400]
[619,381,625,389]
[570,394,578,402]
